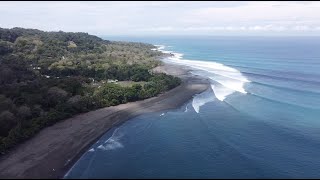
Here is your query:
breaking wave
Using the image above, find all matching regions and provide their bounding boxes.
[154,45,250,102]
[191,89,216,113]
[97,128,124,151]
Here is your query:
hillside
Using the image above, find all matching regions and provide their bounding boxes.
[0,27,181,153]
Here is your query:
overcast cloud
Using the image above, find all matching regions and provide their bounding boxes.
[1,1,320,36]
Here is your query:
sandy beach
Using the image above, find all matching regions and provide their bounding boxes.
[0,62,209,179]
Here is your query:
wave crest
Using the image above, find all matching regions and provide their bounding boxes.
[192,89,215,113]
[97,128,124,151]
[155,45,250,101]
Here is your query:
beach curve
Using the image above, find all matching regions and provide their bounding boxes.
[0,62,210,179]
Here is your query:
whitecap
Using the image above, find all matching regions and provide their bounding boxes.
[155,44,250,101]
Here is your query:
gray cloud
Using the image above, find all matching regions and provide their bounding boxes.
[0,1,319,36]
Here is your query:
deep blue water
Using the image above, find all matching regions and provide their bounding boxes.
[65,36,320,178]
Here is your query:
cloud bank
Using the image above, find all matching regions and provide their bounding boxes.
[0,1,319,36]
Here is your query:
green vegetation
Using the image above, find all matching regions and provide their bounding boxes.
[0,27,181,153]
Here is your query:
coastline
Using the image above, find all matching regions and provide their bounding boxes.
[0,62,210,179]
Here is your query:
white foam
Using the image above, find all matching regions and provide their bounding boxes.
[160,113,165,116]
[192,90,215,113]
[171,52,183,60]
[211,84,235,101]
[97,128,124,151]
[155,44,250,101]
[88,148,95,152]
[153,45,183,60]
[154,45,165,50]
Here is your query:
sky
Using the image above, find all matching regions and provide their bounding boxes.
[1,1,320,36]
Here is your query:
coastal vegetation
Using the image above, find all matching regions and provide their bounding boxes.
[0,27,181,153]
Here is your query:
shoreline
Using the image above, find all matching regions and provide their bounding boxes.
[0,62,210,179]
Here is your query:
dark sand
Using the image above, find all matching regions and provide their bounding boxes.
[0,63,209,179]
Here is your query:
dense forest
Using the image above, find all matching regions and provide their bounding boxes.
[0,27,181,153]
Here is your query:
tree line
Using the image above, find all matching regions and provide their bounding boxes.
[0,27,181,153]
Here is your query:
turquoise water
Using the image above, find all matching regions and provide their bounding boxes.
[65,36,320,178]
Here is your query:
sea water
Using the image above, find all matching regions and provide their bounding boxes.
[64,36,320,178]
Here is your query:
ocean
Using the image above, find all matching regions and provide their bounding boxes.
[64,36,320,178]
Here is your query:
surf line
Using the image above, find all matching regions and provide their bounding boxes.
[153,45,250,112]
